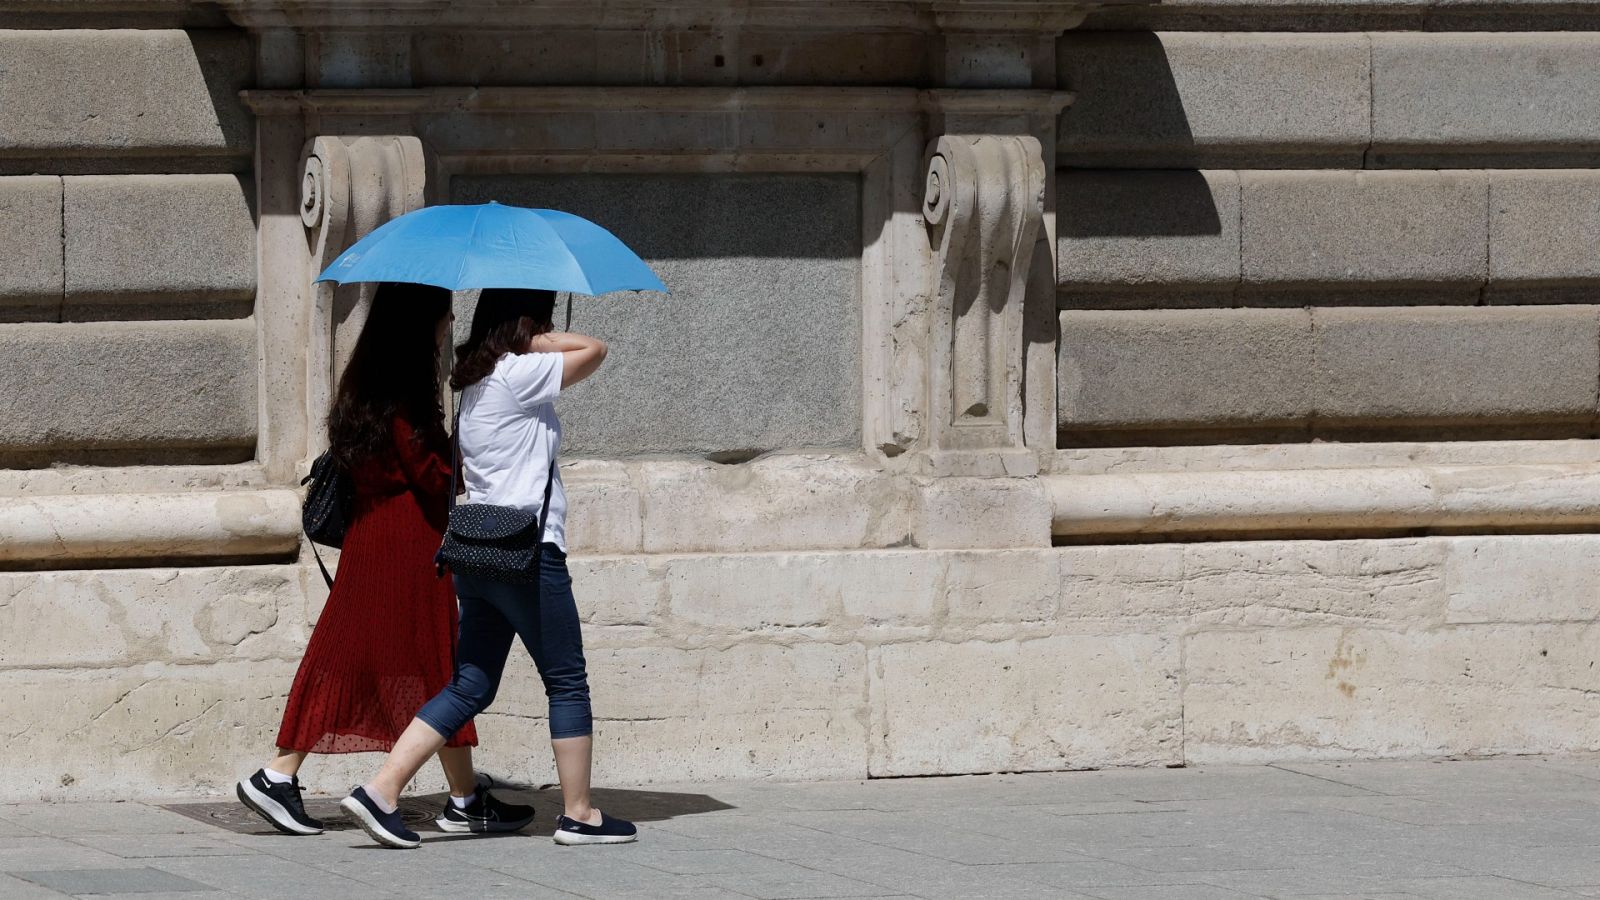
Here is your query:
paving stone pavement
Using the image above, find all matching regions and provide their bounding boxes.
[6,758,1600,899]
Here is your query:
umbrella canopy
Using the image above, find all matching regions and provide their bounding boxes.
[314,202,667,295]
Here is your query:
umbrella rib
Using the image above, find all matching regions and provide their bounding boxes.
[457,205,484,288]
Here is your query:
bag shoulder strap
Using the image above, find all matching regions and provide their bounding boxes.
[448,389,560,543]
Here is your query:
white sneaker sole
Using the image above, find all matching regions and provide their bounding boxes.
[236,779,322,836]
[339,796,421,849]
[553,829,637,846]
[434,814,536,834]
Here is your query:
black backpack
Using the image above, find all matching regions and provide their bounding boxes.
[301,449,353,586]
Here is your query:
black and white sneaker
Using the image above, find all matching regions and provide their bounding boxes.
[236,769,323,835]
[435,790,536,834]
[553,811,637,845]
[340,787,421,849]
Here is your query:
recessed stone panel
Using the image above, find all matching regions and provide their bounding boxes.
[1058,308,1314,431]
[0,176,63,318]
[0,319,257,462]
[452,173,861,457]
[1372,33,1600,164]
[0,29,252,166]
[1058,32,1370,167]
[63,174,256,318]
[1311,306,1600,425]
[1240,170,1488,292]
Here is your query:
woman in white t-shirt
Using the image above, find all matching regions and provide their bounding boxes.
[341,288,636,849]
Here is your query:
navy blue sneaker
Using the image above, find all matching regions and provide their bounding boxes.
[553,811,637,845]
[436,790,535,834]
[340,787,421,849]
[236,769,323,835]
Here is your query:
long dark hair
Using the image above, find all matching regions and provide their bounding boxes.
[327,282,452,468]
[450,288,556,390]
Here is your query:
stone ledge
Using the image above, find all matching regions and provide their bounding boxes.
[0,489,301,565]
[1048,463,1600,538]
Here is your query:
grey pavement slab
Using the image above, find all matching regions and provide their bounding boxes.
[4,759,1600,899]
[13,866,212,894]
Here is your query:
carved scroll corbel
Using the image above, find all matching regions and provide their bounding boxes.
[923,134,1046,451]
[299,135,426,454]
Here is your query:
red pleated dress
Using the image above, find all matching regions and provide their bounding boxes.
[276,415,478,753]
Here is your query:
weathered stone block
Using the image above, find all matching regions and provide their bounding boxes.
[1445,536,1600,625]
[0,566,312,669]
[1060,540,1447,627]
[1185,625,1600,763]
[636,456,913,553]
[1311,306,1600,424]
[63,174,255,315]
[1240,171,1488,290]
[1058,170,1240,290]
[940,550,1058,626]
[0,176,62,316]
[663,550,939,630]
[1,661,299,799]
[570,556,663,627]
[1058,308,1314,430]
[563,461,643,555]
[452,174,860,457]
[487,642,870,782]
[1371,34,1600,162]
[0,29,252,163]
[917,477,1053,549]
[0,319,257,460]
[1058,32,1370,167]
[1489,170,1600,286]
[870,636,1182,776]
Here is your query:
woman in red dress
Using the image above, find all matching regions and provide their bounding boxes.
[236,283,532,836]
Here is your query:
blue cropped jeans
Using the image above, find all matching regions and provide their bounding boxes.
[416,545,593,740]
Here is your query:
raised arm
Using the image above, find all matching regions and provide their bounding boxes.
[528,331,609,388]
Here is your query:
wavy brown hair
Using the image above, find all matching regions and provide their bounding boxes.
[327,282,452,468]
[450,288,557,390]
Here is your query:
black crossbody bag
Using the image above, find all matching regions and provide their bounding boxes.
[300,449,353,587]
[434,400,557,585]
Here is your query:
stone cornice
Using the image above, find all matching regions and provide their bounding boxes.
[240,86,1072,116]
[213,0,1132,32]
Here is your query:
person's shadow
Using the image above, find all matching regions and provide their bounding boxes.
[164,772,735,839]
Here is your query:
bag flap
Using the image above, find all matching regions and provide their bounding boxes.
[447,503,540,540]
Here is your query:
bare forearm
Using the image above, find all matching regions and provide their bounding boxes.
[529,331,603,353]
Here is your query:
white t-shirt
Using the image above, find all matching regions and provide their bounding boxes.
[457,351,568,550]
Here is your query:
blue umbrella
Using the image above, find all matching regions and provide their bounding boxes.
[314,202,667,294]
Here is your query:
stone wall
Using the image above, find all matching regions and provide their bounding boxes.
[1056,27,1600,445]
[0,29,258,466]
[4,1,1600,801]
[10,534,1598,796]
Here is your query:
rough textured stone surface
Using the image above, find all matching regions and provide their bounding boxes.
[1058,308,1313,430]
[1489,170,1600,286]
[1240,171,1488,290]
[0,319,256,460]
[9,535,1600,797]
[1059,32,1370,167]
[1185,624,1600,762]
[1371,33,1600,162]
[635,455,913,554]
[1311,306,1600,424]
[0,489,301,564]
[63,175,255,316]
[1058,170,1240,291]
[452,173,861,457]
[0,176,62,316]
[0,567,313,668]
[870,635,1183,776]
[1445,536,1600,625]
[0,29,252,163]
